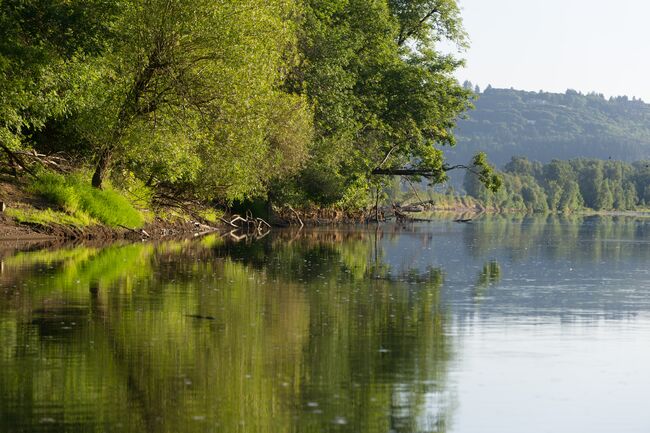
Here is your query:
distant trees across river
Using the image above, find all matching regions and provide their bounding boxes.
[464,157,650,213]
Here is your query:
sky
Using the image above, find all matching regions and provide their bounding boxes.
[454,0,650,101]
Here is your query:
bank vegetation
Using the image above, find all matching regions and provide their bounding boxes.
[0,0,502,233]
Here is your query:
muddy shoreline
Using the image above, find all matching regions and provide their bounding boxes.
[0,213,222,245]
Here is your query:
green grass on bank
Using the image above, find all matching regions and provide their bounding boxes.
[25,171,144,228]
[7,207,95,227]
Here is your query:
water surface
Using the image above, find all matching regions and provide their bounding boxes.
[1,215,649,432]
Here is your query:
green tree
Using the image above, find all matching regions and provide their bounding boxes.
[80,0,311,201]
[286,0,494,206]
[0,0,117,155]
[577,161,604,209]
[558,180,583,212]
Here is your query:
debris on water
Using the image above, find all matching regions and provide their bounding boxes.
[332,416,348,425]
[306,401,319,407]
[378,347,390,353]
[192,415,206,421]
[39,418,56,424]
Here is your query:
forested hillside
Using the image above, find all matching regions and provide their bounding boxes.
[447,86,650,167]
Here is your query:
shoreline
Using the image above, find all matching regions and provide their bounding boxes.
[0,213,222,244]
[3,206,649,250]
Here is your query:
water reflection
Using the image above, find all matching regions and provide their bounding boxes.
[0,231,453,433]
[1,215,650,432]
[473,261,501,302]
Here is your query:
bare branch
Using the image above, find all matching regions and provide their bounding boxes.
[377,145,399,168]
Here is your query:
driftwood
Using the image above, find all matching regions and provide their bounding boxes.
[117,224,152,239]
[1,144,36,176]
[400,204,425,213]
[371,163,477,178]
[221,214,271,238]
[287,206,304,228]
[219,217,237,228]
[392,204,435,223]
[0,145,72,175]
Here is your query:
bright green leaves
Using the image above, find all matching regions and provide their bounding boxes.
[74,0,312,200]
[3,0,481,211]
[472,152,502,193]
[388,0,467,49]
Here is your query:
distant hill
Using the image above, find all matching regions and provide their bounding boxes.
[446,87,650,167]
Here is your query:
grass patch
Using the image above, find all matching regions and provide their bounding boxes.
[7,208,95,227]
[29,172,144,228]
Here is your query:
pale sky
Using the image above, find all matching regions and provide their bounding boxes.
[455,0,650,101]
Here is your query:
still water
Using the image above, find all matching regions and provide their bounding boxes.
[1,215,650,433]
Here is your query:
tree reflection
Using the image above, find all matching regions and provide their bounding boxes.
[464,214,650,262]
[0,230,455,433]
[473,260,501,302]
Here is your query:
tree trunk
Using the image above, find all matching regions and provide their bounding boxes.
[92,148,112,189]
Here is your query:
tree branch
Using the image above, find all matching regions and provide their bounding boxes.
[377,145,399,168]
[371,163,480,177]
[397,7,440,46]
[0,143,36,176]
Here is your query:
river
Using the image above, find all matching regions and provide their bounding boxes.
[1,215,649,432]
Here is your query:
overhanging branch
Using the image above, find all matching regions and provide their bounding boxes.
[371,163,472,177]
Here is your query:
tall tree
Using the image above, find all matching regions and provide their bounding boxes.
[286,0,497,207]
[84,0,311,200]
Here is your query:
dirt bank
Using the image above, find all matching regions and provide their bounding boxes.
[0,213,220,243]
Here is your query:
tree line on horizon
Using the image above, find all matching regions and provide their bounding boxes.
[0,0,500,212]
[464,156,650,212]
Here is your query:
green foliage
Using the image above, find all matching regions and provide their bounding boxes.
[389,0,467,47]
[465,156,648,213]
[30,171,144,227]
[3,0,473,212]
[282,0,471,206]
[0,0,118,150]
[472,152,502,193]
